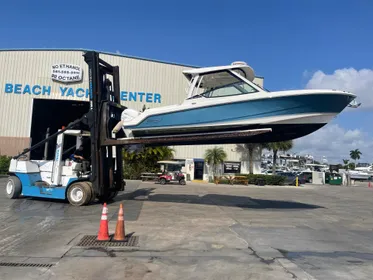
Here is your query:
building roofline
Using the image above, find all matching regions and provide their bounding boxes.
[0,48,264,78]
[0,48,200,68]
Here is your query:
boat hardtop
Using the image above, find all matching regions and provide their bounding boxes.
[183,61,255,82]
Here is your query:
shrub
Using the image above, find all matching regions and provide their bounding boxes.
[214,174,285,186]
[217,178,231,185]
[123,162,145,180]
[123,160,161,180]
[0,155,11,175]
[122,146,174,180]
[263,175,286,185]
[236,174,286,186]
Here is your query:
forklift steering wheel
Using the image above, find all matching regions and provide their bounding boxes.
[18,155,28,161]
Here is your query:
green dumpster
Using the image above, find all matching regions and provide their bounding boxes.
[329,174,342,185]
[325,172,331,184]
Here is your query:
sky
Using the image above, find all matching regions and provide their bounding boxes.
[1,0,372,163]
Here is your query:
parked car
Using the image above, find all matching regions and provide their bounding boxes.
[277,172,307,186]
[294,171,312,183]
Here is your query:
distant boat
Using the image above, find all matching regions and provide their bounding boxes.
[349,164,373,180]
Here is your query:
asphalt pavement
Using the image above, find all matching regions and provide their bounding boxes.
[0,177,373,279]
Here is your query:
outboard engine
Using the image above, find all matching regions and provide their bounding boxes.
[112,108,141,138]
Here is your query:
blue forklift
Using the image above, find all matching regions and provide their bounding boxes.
[6,52,128,206]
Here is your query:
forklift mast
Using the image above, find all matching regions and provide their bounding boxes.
[83,51,127,198]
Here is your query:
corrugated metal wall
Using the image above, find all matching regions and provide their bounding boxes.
[0,50,195,137]
[0,49,264,161]
[171,144,242,161]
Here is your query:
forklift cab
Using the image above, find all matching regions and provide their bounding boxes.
[62,129,91,175]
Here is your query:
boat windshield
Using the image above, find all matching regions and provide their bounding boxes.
[189,70,259,99]
[356,163,371,168]
[356,162,370,167]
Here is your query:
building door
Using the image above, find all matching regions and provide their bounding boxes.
[30,99,90,160]
[194,160,204,180]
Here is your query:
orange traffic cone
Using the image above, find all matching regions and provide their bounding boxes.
[97,203,110,241]
[113,203,125,241]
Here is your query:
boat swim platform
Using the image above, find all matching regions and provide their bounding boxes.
[103,128,272,146]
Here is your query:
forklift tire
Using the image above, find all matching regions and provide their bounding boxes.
[67,182,92,206]
[179,179,186,185]
[6,176,22,199]
[81,181,96,203]
[159,178,167,185]
[90,190,97,203]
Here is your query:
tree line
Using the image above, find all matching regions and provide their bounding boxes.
[121,141,295,180]
[204,140,293,177]
[342,149,363,170]
[205,145,367,176]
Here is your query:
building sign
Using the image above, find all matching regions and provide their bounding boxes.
[51,64,83,83]
[223,162,241,173]
[3,83,162,103]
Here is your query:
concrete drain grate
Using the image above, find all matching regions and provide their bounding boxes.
[76,235,139,247]
[0,262,54,268]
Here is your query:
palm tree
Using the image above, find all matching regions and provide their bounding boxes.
[266,141,293,174]
[122,146,175,179]
[123,146,174,161]
[145,146,175,160]
[342,159,349,170]
[236,143,267,174]
[204,146,227,178]
[260,142,270,163]
[348,162,356,170]
[350,149,362,166]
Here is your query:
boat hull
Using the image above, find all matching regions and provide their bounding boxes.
[123,93,355,143]
[349,171,373,180]
[135,123,326,145]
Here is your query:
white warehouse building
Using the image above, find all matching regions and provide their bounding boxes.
[0,49,264,181]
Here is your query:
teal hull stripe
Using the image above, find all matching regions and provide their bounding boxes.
[128,94,353,129]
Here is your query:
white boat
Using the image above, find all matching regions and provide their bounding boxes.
[349,163,373,180]
[113,61,359,145]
